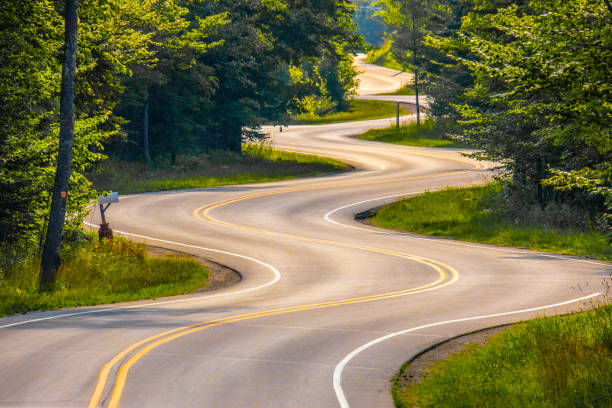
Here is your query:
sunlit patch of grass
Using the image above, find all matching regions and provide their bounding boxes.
[365,39,406,71]
[0,237,209,316]
[292,99,406,124]
[358,119,469,148]
[393,303,612,408]
[370,183,612,260]
[381,85,415,96]
[88,145,347,194]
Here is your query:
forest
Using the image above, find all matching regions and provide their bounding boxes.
[374,0,611,240]
[0,0,362,281]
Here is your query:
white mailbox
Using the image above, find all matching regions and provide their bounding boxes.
[98,191,119,205]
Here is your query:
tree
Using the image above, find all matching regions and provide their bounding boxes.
[0,0,61,261]
[1,0,214,281]
[375,0,441,125]
[114,0,361,158]
[40,0,79,287]
[453,0,611,232]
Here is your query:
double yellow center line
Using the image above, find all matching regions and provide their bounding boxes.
[89,153,478,407]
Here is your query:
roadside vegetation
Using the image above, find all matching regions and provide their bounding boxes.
[89,144,347,194]
[358,119,469,148]
[0,237,209,317]
[1,0,362,291]
[393,302,612,408]
[292,99,406,124]
[365,39,405,71]
[382,85,415,96]
[370,183,612,260]
[372,0,611,244]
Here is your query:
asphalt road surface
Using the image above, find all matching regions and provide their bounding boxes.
[0,58,609,408]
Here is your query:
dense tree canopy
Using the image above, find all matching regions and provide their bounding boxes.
[375,0,611,234]
[0,0,361,269]
[454,0,611,231]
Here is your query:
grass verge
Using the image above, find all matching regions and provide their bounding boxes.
[358,119,470,148]
[0,237,209,317]
[393,303,612,408]
[89,144,347,194]
[381,85,415,96]
[292,99,406,125]
[365,39,406,71]
[370,183,612,260]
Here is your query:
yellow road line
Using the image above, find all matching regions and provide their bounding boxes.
[91,152,477,407]
[98,255,458,408]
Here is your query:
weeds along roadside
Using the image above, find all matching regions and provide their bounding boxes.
[357,118,470,148]
[291,99,406,124]
[0,145,348,317]
[88,144,347,195]
[369,183,612,261]
[0,236,209,317]
[392,285,612,408]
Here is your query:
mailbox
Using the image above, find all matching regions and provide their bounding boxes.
[98,192,119,205]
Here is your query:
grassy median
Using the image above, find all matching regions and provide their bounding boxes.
[393,303,612,408]
[358,119,469,148]
[90,144,347,194]
[369,183,612,260]
[0,237,209,317]
[292,99,406,124]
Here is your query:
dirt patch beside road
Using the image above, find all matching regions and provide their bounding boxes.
[146,245,241,292]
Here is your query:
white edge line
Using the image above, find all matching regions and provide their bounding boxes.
[0,224,281,329]
[324,193,612,267]
[333,292,603,408]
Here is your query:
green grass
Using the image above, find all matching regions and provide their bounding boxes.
[370,183,612,260]
[292,99,406,124]
[358,119,469,148]
[381,85,415,96]
[89,144,347,194]
[365,39,406,71]
[0,237,209,316]
[393,303,612,408]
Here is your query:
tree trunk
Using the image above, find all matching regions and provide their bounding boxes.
[143,88,153,168]
[40,0,78,289]
[412,13,421,126]
[226,122,242,154]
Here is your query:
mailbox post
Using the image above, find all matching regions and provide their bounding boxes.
[97,192,119,240]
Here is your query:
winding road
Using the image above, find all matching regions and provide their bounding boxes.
[0,57,609,408]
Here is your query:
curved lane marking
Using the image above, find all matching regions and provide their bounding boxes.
[94,254,458,408]
[0,227,281,330]
[333,292,603,408]
[323,194,612,267]
[93,148,484,406]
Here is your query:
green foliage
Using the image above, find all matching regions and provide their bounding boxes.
[1,0,362,257]
[0,0,147,260]
[293,99,404,124]
[393,304,612,407]
[114,0,363,159]
[370,183,612,260]
[87,145,346,194]
[364,39,406,70]
[358,119,468,147]
[0,237,209,316]
[451,0,612,234]
[382,85,415,95]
